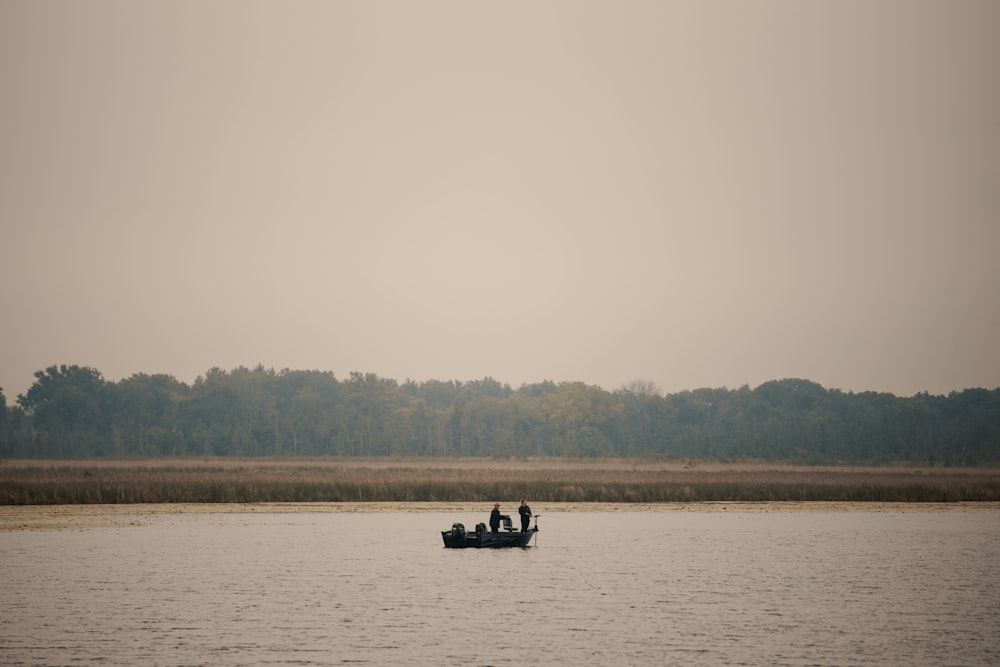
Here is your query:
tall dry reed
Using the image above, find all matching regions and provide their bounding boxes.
[2,459,998,504]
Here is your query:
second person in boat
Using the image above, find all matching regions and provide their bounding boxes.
[518,499,532,532]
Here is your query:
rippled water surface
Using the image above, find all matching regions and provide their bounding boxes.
[2,509,998,666]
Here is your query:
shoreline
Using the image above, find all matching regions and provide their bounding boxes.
[2,501,997,532]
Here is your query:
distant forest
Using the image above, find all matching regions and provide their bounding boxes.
[2,364,998,464]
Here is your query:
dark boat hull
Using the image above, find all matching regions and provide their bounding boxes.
[442,524,537,549]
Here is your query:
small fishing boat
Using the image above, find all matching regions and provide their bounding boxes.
[441,515,539,549]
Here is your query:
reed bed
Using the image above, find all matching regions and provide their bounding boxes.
[2,459,998,504]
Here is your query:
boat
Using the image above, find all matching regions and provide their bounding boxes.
[441,515,539,548]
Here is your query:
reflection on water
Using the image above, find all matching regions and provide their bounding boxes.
[1,509,997,666]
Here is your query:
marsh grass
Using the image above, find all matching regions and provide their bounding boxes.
[1,458,998,504]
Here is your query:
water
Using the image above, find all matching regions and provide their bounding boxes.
[1,508,998,666]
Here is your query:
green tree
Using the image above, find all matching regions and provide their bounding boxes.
[273,369,340,455]
[17,365,109,456]
[539,382,622,457]
[339,372,400,455]
[184,369,243,456]
[108,373,187,456]
[0,386,8,455]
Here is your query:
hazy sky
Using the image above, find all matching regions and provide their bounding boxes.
[2,1,998,400]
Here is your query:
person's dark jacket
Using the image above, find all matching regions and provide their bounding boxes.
[490,508,502,533]
[519,503,532,530]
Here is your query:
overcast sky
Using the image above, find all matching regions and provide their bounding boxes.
[2,1,998,400]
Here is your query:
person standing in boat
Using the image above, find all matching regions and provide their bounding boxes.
[489,503,508,534]
[518,499,532,532]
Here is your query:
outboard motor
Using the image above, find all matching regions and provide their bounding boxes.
[452,523,466,538]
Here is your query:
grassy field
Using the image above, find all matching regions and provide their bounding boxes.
[2,457,998,505]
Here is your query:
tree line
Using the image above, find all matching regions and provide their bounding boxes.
[2,364,998,464]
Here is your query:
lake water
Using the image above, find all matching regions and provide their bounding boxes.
[1,508,998,666]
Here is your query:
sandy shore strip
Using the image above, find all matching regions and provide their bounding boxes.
[2,501,997,531]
